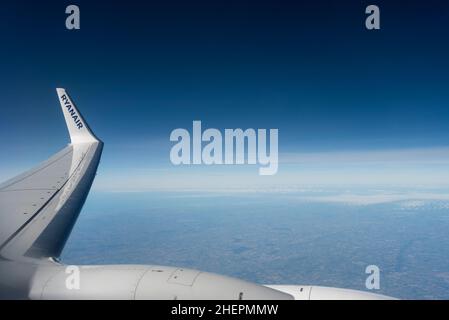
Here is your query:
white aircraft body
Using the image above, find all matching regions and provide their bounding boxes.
[0,89,394,300]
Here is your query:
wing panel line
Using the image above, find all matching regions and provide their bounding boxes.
[0,148,73,191]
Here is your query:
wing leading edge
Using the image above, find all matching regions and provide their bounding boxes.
[0,89,103,261]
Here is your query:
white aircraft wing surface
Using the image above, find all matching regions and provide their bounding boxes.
[0,89,103,261]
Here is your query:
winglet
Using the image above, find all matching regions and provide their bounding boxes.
[56,88,99,144]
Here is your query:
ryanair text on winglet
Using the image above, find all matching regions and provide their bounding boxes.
[60,94,84,129]
[170,121,278,175]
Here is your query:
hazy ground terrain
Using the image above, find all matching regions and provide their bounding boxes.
[61,188,449,299]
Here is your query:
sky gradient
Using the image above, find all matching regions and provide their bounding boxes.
[1,1,449,190]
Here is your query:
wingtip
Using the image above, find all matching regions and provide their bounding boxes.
[56,88,99,144]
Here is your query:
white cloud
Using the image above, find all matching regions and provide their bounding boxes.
[298,192,449,206]
[281,147,449,165]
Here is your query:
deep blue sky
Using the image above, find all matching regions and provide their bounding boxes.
[1,1,449,189]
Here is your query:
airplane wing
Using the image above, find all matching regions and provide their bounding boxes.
[0,89,103,262]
